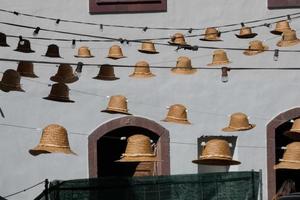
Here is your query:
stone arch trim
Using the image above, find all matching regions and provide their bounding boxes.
[88,116,170,177]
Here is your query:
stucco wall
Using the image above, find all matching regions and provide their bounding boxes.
[0,0,299,199]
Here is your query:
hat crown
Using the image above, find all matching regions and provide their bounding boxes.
[16,39,33,52]
[0,32,8,44]
[289,118,300,132]
[45,44,60,57]
[176,56,192,68]
[282,30,298,41]
[77,46,92,57]
[212,50,229,63]
[49,83,70,98]
[141,41,156,51]
[275,20,291,31]
[240,27,252,35]
[107,95,128,112]
[39,124,71,148]
[1,69,21,86]
[280,142,300,163]
[134,61,151,73]
[167,104,188,120]
[17,61,34,74]
[124,134,154,155]
[204,27,219,39]
[228,112,250,129]
[201,139,232,159]
[249,40,264,50]
[171,33,186,45]
[99,65,115,77]
[56,64,74,78]
[108,45,124,57]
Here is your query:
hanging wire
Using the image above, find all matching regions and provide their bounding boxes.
[3,180,45,198]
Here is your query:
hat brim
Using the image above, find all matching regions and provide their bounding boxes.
[93,76,120,81]
[276,39,300,47]
[284,131,300,141]
[168,41,188,46]
[171,68,197,75]
[29,145,77,156]
[129,73,155,78]
[14,49,35,53]
[43,96,75,103]
[162,118,191,125]
[207,61,231,66]
[200,38,222,42]
[192,158,241,165]
[101,109,132,115]
[19,73,39,78]
[106,56,127,60]
[0,83,25,92]
[42,55,63,58]
[74,55,94,58]
[270,30,284,35]
[274,161,300,170]
[116,156,159,162]
[222,124,256,132]
[243,46,269,56]
[138,49,159,54]
[235,33,258,39]
[50,76,79,84]
[0,43,10,47]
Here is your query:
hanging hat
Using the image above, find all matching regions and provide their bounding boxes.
[43,44,62,58]
[74,46,94,58]
[192,139,241,165]
[29,124,77,156]
[138,40,159,54]
[171,56,197,74]
[50,64,79,84]
[93,64,119,81]
[101,95,131,115]
[284,119,300,141]
[14,39,35,53]
[162,104,191,124]
[43,83,74,103]
[0,32,9,47]
[235,26,257,39]
[274,142,300,170]
[200,27,222,41]
[207,49,231,66]
[116,134,158,162]
[17,61,38,78]
[0,69,24,92]
[222,112,255,132]
[107,45,126,59]
[243,40,269,56]
[276,30,300,47]
[129,61,155,78]
[271,20,292,35]
[168,33,187,46]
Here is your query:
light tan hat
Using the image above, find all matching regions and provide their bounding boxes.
[207,49,231,66]
[171,56,197,74]
[163,104,191,124]
[200,27,222,41]
[29,124,77,156]
[243,40,269,56]
[129,61,155,78]
[222,112,255,132]
[74,46,94,58]
[276,29,300,47]
[107,45,126,59]
[274,142,300,170]
[192,139,240,165]
[138,40,159,54]
[284,119,300,141]
[235,26,258,39]
[271,20,292,35]
[101,95,131,115]
[168,33,187,46]
[116,134,158,162]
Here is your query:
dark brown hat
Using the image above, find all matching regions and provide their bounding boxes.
[93,64,119,81]
[14,39,35,53]
[44,44,62,58]
[43,83,74,103]
[17,61,38,78]
[0,32,9,47]
[0,69,25,92]
[50,64,79,84]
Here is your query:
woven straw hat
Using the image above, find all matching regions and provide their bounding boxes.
[0,69,24,92]
[243,40,269,56]
[14,39,35,53]
[93,64,119,81]
[168,33,187,46]
[235,26,257,39]
[222,112,255,132]
[192,139,241,165]
[171,56,197,74]
[0,32,9,47]
[74,46,94,58]
[271,20,292,35]
[101,95,131,115]
[200,27,222,41]
[107,45,126,59]
[129,61,155,78]
[116,134,158,162]
[43,83,74,103]
[43,44,62,58]
[50,64,79,84]
[277,30,300,47]
[29,124,77,156]
[163,104,191,124]
[17,61,38,78]
[284,119,300,141]
[138,40,159,54]
[274,142,300,170]
[207,49,231,66]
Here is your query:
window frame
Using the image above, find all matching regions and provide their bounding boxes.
[268,0,300,9]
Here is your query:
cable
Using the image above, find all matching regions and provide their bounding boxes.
[3,180,45,198]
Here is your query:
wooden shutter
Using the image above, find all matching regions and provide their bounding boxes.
[268,0,300,9]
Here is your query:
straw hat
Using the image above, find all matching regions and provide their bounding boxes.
[274,142,300,170]
[138,40,159,54]
[200,27,222,41]
[101,95,131,115]
[171,56,197,74]
[192,139,241,165]
[0,32,9,47]
[235,26,257,39]
[116,134,158,162]
[271,20,292,35]
[43,44,62,58]
[222,112,255,132]
[168,33,187,46]
[74,46,94,58]
[107,45,126,59]
[50,64,79,84]
[276,30,300,47]
[29,124,77,156]
[14,39,35,53]
[93,64,119,81]
[17,61,38,78]
[243,40,269,56]
[129,61,155,78]
[43,83,74,103]
[284,119,300,141]
[0,69,24,92]
[207,49,231,66]
[163,104,191,124]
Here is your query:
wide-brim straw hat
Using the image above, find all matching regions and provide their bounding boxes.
[138,41,159,54]
[50,64,79,84]
[93,64,119,81]
[276,30,300,47]
[17,61,38,78]
[0,69,25,92]
[270,20,292,35]
[168,33,187,46]
[14,39,35,53]
[101,95,132,115]
[284,119,300,141]
[43,83,75,103]
[162,104,191,124]
[274,142,300,170]
[207,50,231,66]
[200,27,222,41]
[43,44,62,58]
[222,112,255,132]
[171,67,197,75]
[0,32,10,47]
[171,56,197,75]
[107,45,126,59]
[235,27,257,39]
[243,41,269,56]
[129,61,155,78]
[74,46,94,58]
